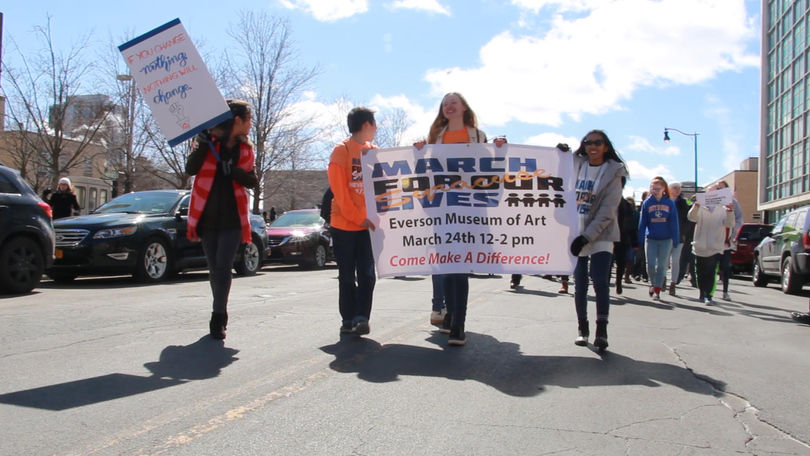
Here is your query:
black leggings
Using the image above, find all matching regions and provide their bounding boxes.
[200,228,242,313]
[695,254,722,299]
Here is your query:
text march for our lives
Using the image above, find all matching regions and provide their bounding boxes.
[118,18,231,147]
[361,143,579,278]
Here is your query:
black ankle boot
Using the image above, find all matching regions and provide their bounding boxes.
[594,321,608,351]
[210,312,227,340]
[575,319,589,346]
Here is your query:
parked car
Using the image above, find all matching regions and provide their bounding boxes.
[46,190,267,283]
[752,205,810,294]
[266,209,332,269]
[0,165,56,294]
[730,223,774,274]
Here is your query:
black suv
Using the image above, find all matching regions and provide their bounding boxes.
[753,204,810,294]
[0,165,56,294]
[47,190,267,282]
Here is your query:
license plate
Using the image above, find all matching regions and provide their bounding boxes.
[55,249,63,259]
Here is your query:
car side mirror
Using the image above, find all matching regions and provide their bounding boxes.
[176,207,189,219]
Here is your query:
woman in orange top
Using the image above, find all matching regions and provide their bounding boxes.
[416,92,506,346]
[327,107,378,336]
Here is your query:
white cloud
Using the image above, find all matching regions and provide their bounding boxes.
[625,135,681,156]
[624,159,672,198]
[389,0,451,15]
[369,94,435,143]
[424,0,758,127]
[524,132,579,149]
[278,0,369,21]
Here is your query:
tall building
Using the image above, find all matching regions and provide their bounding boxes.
[760,0,810,221]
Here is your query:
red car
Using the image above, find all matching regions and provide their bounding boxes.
[265,209,333,269]
[731,223,774,274]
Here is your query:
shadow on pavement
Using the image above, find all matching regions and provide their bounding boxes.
[0,337,239,411]
[320,332,723,397]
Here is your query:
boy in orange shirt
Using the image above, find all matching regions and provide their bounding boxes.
[328,107,378,335]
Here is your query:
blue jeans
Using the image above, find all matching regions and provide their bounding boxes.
[431,275,445,312]
[574,251,613,322]
[330,227,376,324]
[200,227,243,314]
[443,274,469,327]
[645,238,673,289]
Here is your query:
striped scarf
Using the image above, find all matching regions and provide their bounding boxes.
[187,140,255,243]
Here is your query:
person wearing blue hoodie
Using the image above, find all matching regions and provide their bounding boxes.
[638,176,679,301]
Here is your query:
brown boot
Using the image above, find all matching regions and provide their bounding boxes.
[558,281,569,294]
[668,282,676,296]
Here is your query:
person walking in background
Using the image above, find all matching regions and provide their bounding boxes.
[638,177,679,302]
[716,180,743,301]
[569,130,628,351]
[328,107,378,337]
[633,191,649,282]
[688,185,735,305]
[667,181,691,297]
[185,100,258,340]
[49,178,81,219]
[623,196,640,284]
[415,92,506,346]
[269,206,277,222]
[614,195,636,295]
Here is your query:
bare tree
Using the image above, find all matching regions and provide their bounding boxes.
[376,107,415,148]
[1,16,110,190]
[223,11,321,213]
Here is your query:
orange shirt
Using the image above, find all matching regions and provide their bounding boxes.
[442,128,470,144]
[327,137,378,231]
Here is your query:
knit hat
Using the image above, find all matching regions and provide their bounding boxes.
[59,177,71,186]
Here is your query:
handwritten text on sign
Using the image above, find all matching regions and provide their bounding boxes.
[119,19,231,147]
[361,144,578,278]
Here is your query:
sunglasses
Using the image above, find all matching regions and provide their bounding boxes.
[582,139,605,147]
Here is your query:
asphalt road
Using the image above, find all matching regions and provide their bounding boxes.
[1,265,809,455]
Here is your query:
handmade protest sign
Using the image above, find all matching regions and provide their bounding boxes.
[696,187,733,208]
[118,18,231,147]
[361,144,578,278]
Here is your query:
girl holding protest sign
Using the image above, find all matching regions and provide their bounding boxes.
[569,130,628,351]
[638,177,679,302]
[687,185,735,305]
[415,92,506,346]
[185,99,258,340]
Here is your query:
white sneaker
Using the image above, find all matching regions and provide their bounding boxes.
[704,297,714,306]
[430,308,446,326]
[722,292,731,301]
[652,292,660,301]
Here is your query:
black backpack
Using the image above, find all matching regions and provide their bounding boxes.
[320,188,333,225]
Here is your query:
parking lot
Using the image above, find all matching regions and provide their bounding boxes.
[2,265,810,455]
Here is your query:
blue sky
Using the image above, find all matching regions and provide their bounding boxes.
[1,0,762,199]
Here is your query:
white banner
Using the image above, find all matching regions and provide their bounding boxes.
[696,187,732,208]
[361,143,578,278]
[118,18,231,147]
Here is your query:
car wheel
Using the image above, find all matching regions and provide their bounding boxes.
[235,237,261,276]
[304,243,328,269]
[752,259,768,287]
[46,272,77,283]
[781,256,804,295]
[135,237,172,283]
[0,237,45,294]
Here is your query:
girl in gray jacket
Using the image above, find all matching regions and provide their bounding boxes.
[569,130,628,350]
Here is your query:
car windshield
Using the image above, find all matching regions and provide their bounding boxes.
[739,225,773,242]
[93,192,182,214]
[271,212,322,227]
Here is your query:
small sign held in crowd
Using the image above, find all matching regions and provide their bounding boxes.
[696,186,733,208]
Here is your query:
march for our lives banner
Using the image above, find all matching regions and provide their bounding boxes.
[118,19,231,147]
[361,143,578,278]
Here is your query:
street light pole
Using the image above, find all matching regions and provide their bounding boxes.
[663,128,700,192]
[116,74,136,193]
